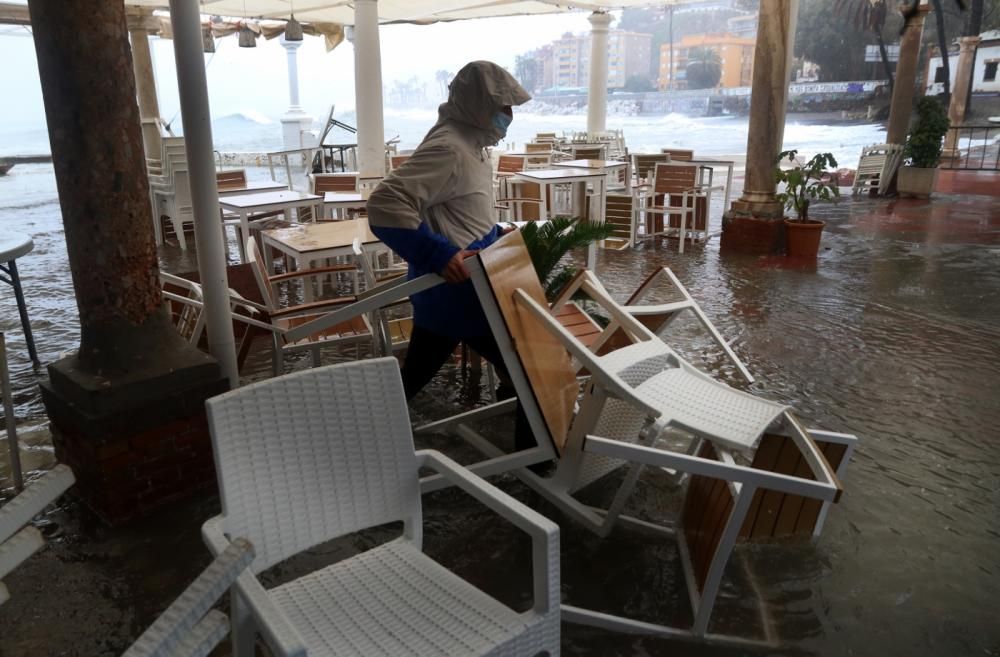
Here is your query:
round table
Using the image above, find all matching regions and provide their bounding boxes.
[0,232,38,363]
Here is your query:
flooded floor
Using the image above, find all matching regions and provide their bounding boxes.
[1,168,999,656]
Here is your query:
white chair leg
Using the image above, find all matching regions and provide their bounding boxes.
[230,592,255,657]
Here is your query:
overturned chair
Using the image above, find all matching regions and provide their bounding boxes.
[278,231,858,645]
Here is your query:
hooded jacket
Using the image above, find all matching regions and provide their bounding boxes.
[367,61,530,337]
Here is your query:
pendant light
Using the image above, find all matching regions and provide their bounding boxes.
[202,24,215,53]
[238,1,256,48]
[238,23,257,47]
[285,0,303,41]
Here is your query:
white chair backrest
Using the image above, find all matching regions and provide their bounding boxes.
[205,359,421,572]
[245,237,277,312]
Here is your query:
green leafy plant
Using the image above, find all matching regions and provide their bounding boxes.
[519,216,613,300]
[774,150,840,222]
[903,96,950,168]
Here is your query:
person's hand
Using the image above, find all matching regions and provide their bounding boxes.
[441,249,479,283]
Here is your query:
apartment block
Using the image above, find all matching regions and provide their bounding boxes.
[549,29,652,90]
[658,33,755,90]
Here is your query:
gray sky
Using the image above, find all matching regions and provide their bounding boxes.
[0,11,597,129]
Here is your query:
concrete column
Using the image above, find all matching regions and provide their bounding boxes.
[587,11,612,136]
[280,35,314,150]
[127,9,163,162]
[352,0,386,178]
[886,2,931,145]
[168,0,239,387]
[942,36,981,158]
[730,0,797,218]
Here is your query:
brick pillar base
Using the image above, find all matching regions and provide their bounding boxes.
[40,349,227,525]
[720,213,786,255]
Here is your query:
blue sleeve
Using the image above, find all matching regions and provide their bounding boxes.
[370,223,460,275]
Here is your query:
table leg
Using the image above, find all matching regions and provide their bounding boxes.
[1,332,24,489]
[239,211,250,263]
[6,260,39,364]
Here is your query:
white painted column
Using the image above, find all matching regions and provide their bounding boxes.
[586,11,612,137]
[352,0,386,178]
[126,9,163,161]
[280,35,314,150]
[167,0,239,387]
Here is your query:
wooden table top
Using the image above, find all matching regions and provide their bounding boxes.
[323,190,371,204]
[0,232,33,261]
[513,168,608,181]
[554,159,628,170]
[218,181,288,195]
[262,218,379,256]
[219,189,321,209]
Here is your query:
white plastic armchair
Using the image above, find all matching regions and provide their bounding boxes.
[0,464,75,607]
[122,538,255,657]
[201,358,560,657]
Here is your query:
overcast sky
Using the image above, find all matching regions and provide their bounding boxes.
[0,11,599,129]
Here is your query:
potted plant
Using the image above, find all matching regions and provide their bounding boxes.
[897,96,949,198]
[775,149,840,257]
[520,216,613,300]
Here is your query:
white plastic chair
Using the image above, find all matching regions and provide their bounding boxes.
[122,538,255,657]
[201,358,560,657]
[0,465,75,607]
[552,267,755,384]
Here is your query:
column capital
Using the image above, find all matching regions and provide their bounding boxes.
[588,11,612,30]
[958,36,982,52]
[125,7,159,33]
[280,34,304,50]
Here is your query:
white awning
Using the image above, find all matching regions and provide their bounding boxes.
[122,0,686,26]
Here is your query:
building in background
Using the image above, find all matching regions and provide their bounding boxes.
[657,33,755,90]
[924,30,1000,96]
[531,29,652,91]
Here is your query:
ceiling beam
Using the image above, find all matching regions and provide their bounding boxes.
[0,2,31,26]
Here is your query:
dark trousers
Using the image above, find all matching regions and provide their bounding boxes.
[402,325,536,452]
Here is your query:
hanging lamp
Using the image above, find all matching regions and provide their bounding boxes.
[238,23,257,47]
[238,1,256,48]
[285,0,304,41]
[202,24,215,53]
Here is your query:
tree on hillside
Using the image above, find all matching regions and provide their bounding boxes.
[686,47,722,89]
[435,70,451,100]
[514,54,540,93]
[797,0,877,81]
[835,0,897,93]
[624,75,655,92]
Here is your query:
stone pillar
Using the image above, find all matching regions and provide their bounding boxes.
[886,2,931,145]
[587,11,612,136]
[728,0,796,219]
[28,0,227,524]
[352,0,386,179]
[942,36,981,158]
[127,9,162,163]
[280,35,314,150]
[721,0,798,254]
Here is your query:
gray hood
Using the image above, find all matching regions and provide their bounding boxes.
[433,61,531,147]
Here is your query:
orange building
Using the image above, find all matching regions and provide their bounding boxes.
[658,33,756,90]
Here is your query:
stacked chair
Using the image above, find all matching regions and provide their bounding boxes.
[148,136,194,249]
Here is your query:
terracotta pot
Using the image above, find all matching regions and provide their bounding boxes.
[784,218,825,257]
[897,166,938,198]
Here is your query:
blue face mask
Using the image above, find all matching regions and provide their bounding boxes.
[492,111,513,138]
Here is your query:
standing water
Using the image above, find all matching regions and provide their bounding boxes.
[1,112,998,656]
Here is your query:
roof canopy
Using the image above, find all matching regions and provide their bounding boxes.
[122,0,682,26]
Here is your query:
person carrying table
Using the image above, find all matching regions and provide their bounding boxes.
[366,60,535,453]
